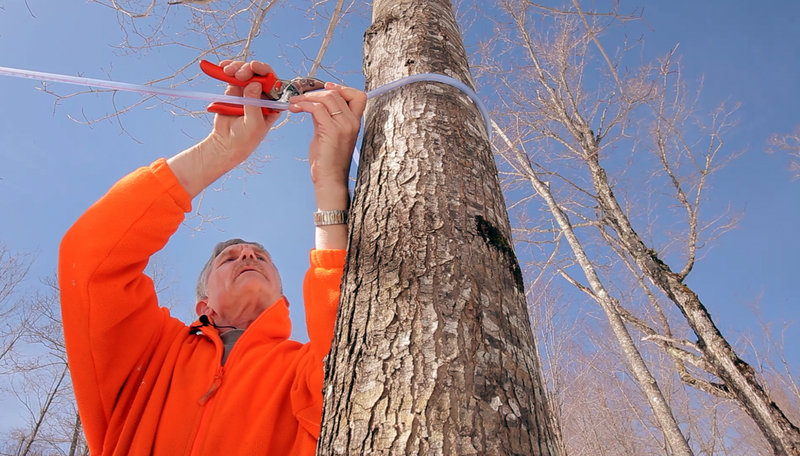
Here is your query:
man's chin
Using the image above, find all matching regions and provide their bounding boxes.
[236,270,272,285]
[234,275,278,296]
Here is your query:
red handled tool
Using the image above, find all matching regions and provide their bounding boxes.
[200,60,325,116]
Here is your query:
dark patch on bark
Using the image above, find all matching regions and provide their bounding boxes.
[475,215,524,293]
[364,12,400,38]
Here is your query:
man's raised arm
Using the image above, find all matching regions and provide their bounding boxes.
[288,82,366,251]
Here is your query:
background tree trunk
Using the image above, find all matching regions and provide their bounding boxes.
[318,0,561,454]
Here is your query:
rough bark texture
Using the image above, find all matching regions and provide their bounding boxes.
[317,1,561,455]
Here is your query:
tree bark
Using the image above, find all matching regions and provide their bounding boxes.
[318,1,561,454]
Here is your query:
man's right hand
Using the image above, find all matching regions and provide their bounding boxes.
[207,60,281,163]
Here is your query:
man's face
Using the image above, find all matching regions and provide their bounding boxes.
[196,243,283,328]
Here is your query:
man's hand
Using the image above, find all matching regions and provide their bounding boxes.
[208,60,281,163]
[168,60,280,198]
[288,83,367,188]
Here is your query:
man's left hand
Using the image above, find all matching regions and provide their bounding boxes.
[288,83,367,190]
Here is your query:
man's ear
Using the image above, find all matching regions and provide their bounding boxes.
[196,299,210,317]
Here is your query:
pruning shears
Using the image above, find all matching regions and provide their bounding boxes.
[199,60,325,116]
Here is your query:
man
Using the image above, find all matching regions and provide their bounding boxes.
[59,60,367,455]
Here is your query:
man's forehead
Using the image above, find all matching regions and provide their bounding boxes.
[217,243,269,257]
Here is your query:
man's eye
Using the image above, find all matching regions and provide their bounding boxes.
[224,257,235,262]
[257,256,266,261]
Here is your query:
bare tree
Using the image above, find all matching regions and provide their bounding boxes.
[10,365,70,456]
[0,276,89,456]
[533,288,781,455]
[319,0,561,454]
[478,1,799,454]
[0,244,32,366]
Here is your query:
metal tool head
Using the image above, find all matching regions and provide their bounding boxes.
[276,77,326,102]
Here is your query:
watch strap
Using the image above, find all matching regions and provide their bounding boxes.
[314,209,348,226]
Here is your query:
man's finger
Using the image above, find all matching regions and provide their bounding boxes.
[223,61,245,77]
[234,60,276,82]
[224,83,244,97]
[325,82,368,118]
[242,81,265,121]
[248,60,274,76]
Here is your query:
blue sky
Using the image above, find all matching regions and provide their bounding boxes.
[0,0,798,439]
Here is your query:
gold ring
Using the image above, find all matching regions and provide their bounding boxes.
[330,111,343,116]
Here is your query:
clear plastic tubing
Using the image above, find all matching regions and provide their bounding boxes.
[0,65,491,139]
[0,65,288,111]
[366,73,491,140]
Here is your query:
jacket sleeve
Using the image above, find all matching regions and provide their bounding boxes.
[59,159,192,451]
[292,248,345,437]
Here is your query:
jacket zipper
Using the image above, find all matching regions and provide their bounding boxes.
[188,329,226,456]
[198,366,224,405]
[188,325,255,455]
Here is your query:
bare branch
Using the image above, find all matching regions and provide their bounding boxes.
[109,0,157,19]
[768,123,800,180]
[307,0,346,77]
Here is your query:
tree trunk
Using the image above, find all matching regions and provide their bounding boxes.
[318,1,561,454]
[68,412,83,456]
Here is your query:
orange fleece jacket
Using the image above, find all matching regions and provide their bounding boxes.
[59,159,344,456]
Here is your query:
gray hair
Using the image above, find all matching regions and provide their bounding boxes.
[195,238,268,301]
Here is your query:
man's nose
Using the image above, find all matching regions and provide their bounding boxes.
[238,246,257,260]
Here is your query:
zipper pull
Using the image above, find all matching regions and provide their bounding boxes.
[198,366,224,405]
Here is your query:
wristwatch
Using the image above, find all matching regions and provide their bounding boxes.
[314,209,348,226]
